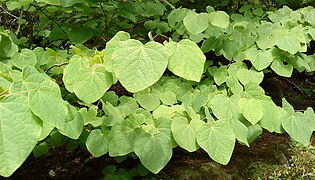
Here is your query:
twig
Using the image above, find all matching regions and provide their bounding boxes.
[281,77,303,94]
[32,5,67,34]
[15,10,23,35]
[0,5,19,19]
[162,0,175,9]
[45,62,69,73]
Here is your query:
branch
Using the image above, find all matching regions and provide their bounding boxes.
[45,62,69,73]
[0,5,19,19]
[32,5,67,34]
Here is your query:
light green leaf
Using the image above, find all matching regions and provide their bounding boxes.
[73,66,113,103]
[282,112,313,145]
[214,66,228,86]
[171,117,203,152]
[104,31,130,72]
[229,118,249,146]
[210,94,240,120]
[270,58,293,77]
[63,55,89,93]
[0,94,42,177]
[168,8,190,28]
[79,106,103,127]
[152,105,179,119]
[102,102,124,126]
[237,68,264,85]
[304,107,315,130]
[305,10,315,25]
[38,122,54,141]
[113,40,167,92]
[196,121,235,165]
[11,49,37,69]
[238,98,263,125]
[29,86,68,129]
[86,129,109,157]
[154,117,173,141]
[275,33,301,54]
[208,11,230,28]
[166,39,206,82]
[159,89,177,106]
[259,100,282,133]
[63,55,114,103]
[108,121,142,156]
[256,35,275,50]
[183,11,209,35]
[247,124,263,144]
[134,131,172,174]
[134,89,160,111]
[246,48,273,71]
[58,103,84,139]
[59,0,84,7]
[101,91,119,107]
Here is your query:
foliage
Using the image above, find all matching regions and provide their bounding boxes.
[0,0,315,178]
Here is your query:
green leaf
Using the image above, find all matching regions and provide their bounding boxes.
[0,94,42,177]
[238,98,263,125]
[63,55,88,93]
[79,106,103,127]
[108,121,142,156]
[183,11,209,35]
[134,131,172,174]
[171,117,203,152]
[18,66,59,92]
[208,11,230,28]
[59,0,84,7]
[104,31,130,72]
[237,68,264,85]
[159,89,177,106]
[102,102,124,126]
[210,94,240,120]
[112,40,167,92]
[282,112,313,145]
[229,118,249,146]
[304,107,315,130]
[196,121,235,165]
[275,33,301,54]
[63,55,113,103]
[58,103,84,139]
[153,105,179,119]
[73,66,113,103]
[168,8,189,28]
[134,89,160,111]
[154,117,174,143]
[247,124,263,144]
[68,26,93,44]
[259,100,282,133]
[38,122,54,141]
[29,86,68,129]
[86,129,109,157]
[214,66,228,86]
[246,48,273,71]
[305,10,315,25]
[11,49,37,69]
[256,34,275,50]
[32,142,49,157]
[270,58,293,77]
[165,39,206,82]
[101,91,119,107]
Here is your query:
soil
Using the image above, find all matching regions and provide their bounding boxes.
[2,72,315,180]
